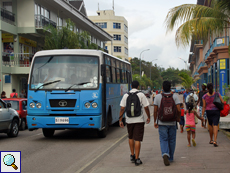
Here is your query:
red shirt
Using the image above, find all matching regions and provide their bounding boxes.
[181,108,184,117]
[10,93,18,98]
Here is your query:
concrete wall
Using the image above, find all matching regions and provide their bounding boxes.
[17,0,35,28]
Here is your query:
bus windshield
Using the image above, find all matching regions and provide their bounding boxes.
[30,55,99,90]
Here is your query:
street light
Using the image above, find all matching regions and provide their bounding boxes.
[178,57,188,70]
[150,59,158,80]
[140,49,150,78]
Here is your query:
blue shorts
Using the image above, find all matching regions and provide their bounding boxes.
[179,116,185,126]
[199,106,207,120]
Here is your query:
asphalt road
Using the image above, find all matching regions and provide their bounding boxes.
[0,96,157,173]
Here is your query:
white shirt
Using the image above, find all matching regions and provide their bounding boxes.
[186,93,198,103]
[120,89,149,124]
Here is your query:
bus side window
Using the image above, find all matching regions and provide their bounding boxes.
[120,69,123,83]
[106,66,112,83]
[116,69,120,83]
[122,70,126,83]
[112,67,116,83]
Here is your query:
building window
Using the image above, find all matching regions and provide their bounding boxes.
[113,23,121,29]
[95,22,107,28]
[114,46,121,52]
[124,36,128,44]
[124,24,128,33]
[114,35,121,41]
[125,47,128,55]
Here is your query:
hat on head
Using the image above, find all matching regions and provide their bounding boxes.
[202,83,207,86]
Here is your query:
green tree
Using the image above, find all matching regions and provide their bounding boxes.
[178,72,199,89]
[165,0,230,48]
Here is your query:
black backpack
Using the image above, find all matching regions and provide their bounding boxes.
[126,91,142,117]
[13,93,17,98]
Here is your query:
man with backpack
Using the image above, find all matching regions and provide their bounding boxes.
[119,80,150,166]
[10,89,18,98]
[153,81,181,166]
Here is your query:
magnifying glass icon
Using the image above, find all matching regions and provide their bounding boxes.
[3,154,18,170]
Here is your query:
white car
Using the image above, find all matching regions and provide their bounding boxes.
[0,99,20,137]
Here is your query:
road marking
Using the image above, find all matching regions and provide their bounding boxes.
[76,133,127,173]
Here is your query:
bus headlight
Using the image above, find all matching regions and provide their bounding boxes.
[85,102,90,108]
[30,102,35,108]
[92,102,98,108]
[36,103,42,109]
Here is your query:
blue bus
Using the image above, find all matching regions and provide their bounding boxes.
[27,49,132,138]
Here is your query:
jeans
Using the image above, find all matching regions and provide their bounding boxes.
[158,125,177,161]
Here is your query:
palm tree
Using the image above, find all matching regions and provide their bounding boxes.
[178,72,199,89]
[165,0,230,48]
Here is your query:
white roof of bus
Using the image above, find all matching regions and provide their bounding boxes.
[33,49,130,64]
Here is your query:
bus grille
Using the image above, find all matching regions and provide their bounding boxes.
[49,99,76,107]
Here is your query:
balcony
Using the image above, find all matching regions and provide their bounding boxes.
[1,8,15,25]
[2,53,33,68]
[205,36,229,60]
[35,14,56,29]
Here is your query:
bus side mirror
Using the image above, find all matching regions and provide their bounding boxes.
[7,103,11,108]
[101,64,106,77]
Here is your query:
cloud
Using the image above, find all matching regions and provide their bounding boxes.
[84,0,197,70]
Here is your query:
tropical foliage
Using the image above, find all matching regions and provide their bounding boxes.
[43,19,102,50]
[165,0,230,47]
[178,72,199,89]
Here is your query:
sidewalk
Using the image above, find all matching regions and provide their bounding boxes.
[89,118,230,173]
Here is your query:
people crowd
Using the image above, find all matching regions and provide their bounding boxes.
[120,81,225,166]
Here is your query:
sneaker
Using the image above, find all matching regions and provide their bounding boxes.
[130,154,135,163]
[163,155,170,166]
[135,158,142,166]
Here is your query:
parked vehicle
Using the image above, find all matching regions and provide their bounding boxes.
[0,99,20,137]
[3,98,27,130]
[142,90,150,98]
[171,87,176,93]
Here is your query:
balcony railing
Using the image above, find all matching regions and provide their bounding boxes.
[2,53,34,67]
[35,14,56,29]
[205,36,229,60]
[1,8,15,25]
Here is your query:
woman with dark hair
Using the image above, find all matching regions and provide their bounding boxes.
[1,91,7,98]
[202,83,224,147]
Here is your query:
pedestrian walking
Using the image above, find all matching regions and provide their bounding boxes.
[197,83,208,128]
[119,80,150,166]
[151,90,156,105]
[10,89,18,98]
[153,81,181,166]
[19,89,26,98]
[186,90,199,124]
[1,91,7,98]
[179,103,185,133]
[185,102,204,147]
[183,88,190,109]
[202,83,224,147]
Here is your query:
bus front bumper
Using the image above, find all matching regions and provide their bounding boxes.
[27,115,101,130]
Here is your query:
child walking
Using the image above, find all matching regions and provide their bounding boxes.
[185,102,204,147]
[179,103,185,133]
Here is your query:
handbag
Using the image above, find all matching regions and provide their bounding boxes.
[220,102,230,117]
[213,92,224,110]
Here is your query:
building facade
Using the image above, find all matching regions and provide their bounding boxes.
[189,0,229,96]
[89,10,129,61]
[0,0,112,97]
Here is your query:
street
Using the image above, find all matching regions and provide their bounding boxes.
[0,95,154,173]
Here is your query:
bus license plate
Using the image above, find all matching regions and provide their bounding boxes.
[55,117,69,124]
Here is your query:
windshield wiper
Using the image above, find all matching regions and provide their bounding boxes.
[35,80,61,92]
[65,82,90,92]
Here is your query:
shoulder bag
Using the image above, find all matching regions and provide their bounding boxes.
[213,92,224,110]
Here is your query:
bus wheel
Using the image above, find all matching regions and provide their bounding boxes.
[42,128,55,138]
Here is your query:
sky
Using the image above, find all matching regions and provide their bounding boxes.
[84,0,197,70]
